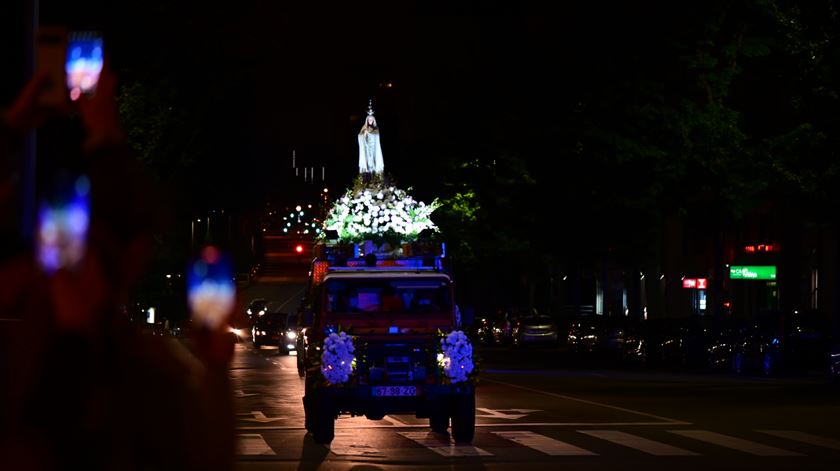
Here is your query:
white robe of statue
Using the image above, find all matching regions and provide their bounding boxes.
[358,115,385,174]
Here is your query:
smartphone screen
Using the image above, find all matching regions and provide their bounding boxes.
[36,175,91,274]
[65,31,104,101]
[187,246,236,330]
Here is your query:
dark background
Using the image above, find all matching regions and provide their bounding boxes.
[4,0,840,320]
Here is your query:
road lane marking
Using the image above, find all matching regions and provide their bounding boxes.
[236,421,693,431]
[482,378,688,424]
[756,430,840,451]
[669,430,802,456]
[239,411,286,423]
[493,431,597,456]
[476,408,541,420]
[399,431,493,457]
[233,389,259,398]
[580,430,700,456]
[329,430,383,456]
[384,415,407,426]
[236,434,275,455]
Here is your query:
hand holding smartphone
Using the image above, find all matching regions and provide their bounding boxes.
[66,31,104,101]
[36,175,91,274]
[188,246,236,330]
[36,28,104,105]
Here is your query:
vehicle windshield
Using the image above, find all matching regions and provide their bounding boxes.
[323,277,452,315]
[254,312,288,329]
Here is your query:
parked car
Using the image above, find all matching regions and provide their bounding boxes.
[474,308,518,345]
[475,317,497,346]
[513,315,559,346]
[731,309,829,376]
[565,315,604,357]
[625,316,739,371]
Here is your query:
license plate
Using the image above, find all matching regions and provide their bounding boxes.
[372,386,417,397]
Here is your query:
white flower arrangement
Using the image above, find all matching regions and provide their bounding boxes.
[323,182,440,244]
[438,330,475,384]
[321,332,356,385]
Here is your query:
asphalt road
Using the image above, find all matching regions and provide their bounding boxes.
[230,254,840,470]
[231,339,840,471]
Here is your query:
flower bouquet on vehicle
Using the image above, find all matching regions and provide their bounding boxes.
[321,174,441,252]
[437,330,479,386]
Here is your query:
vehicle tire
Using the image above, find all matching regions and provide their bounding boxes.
[450,389,475,444]
[297,355,305,378]
[311,391,335,444]
[429,412,450,434]
[303,394,314,433]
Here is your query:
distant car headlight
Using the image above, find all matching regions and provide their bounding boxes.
[286,331,297,339]
[258,310,265,316]
[259,330,266,336]
[247,309,252,315]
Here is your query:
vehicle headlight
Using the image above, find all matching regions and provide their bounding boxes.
[258,310,265,316]
[286,331,297,339]
[260,330,266,336]
[247,309,252,315]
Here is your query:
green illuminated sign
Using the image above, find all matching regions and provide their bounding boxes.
[729,265,776,280]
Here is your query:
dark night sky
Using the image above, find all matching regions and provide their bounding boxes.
[3,1,731,208]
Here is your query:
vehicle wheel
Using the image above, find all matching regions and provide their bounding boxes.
[297,349,306,377]
[303,394,314,433]
[429,412,450,434]
[303,379,315,433]
[450,389,475,444]
[311,391,335,444]
[732,352,743,374]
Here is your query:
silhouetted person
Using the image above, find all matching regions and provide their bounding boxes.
[0,62,235,471]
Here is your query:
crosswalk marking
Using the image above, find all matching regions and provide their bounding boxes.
[236,434,275,455]
[579,430,700,455]
[236,428,833,459]
[329,430,383,456]
[669,430,802,456]
[399,431,493,457]
[493,431,597,456]
[756,430,840,451]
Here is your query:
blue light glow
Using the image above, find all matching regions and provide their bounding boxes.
[65,34,104,96]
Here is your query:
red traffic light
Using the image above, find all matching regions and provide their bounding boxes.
[295,244,304,253]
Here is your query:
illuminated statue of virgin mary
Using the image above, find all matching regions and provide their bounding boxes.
[358,100,385,175]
